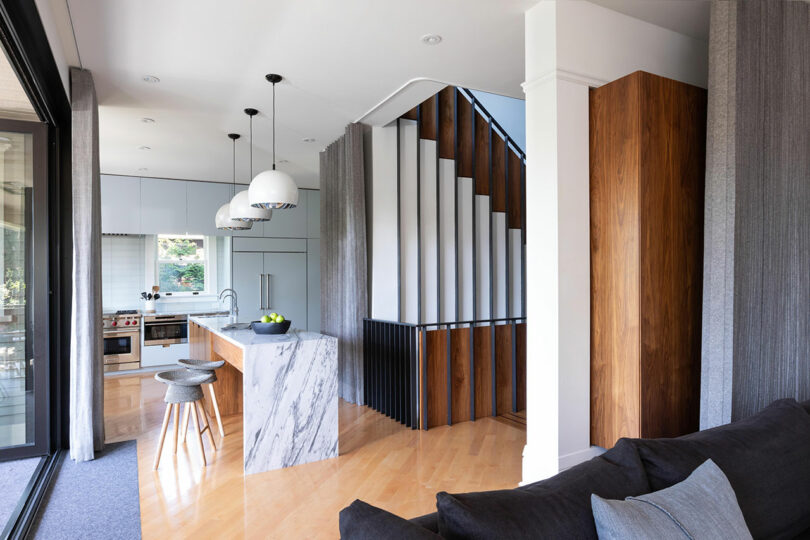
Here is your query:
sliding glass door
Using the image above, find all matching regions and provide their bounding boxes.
[0,119,48,460]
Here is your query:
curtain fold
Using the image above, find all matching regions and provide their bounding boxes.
[320,123,367,404]
[69,67,105,461]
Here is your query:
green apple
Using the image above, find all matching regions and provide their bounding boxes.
[261,314,272,323]
[275,315,285,323]
[269,312,278,320]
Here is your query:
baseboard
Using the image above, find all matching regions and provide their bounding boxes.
[558,446,605,471]
[520,445,606,485]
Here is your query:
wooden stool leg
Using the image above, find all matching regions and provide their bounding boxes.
[172,402,180,454]
[207,383,225,438]
[153,403,173,470]
[181,403,190,443]
[189,401,207,466]
[198,399,217,451]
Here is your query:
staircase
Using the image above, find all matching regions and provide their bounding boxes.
[365,86,527,430]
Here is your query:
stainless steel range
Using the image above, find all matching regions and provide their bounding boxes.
[102,310,141,372]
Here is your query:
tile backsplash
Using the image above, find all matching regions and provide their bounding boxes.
[102,235,146,310]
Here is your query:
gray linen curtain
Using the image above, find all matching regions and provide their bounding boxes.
[320,123,367,404]
[69,67,105,461]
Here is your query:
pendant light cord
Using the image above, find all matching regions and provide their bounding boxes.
[232,137,236,185]
[272,81,276,171]
[250,114,254,179]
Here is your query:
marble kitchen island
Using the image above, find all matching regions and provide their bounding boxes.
[188,316,338,475]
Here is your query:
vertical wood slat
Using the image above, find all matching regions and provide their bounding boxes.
[516,323,527,411]
[475,112,491,195]
[474,325,493,419]
[491,135,507,212]
[450,327,472,424]
[495,324,513,415]
[438,87,455,159]
[425,329,448,428]
[420,94,438,140]
[457,91,474,177]
[507,150,522,229]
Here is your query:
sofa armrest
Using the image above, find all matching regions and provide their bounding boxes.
[339,500,442,539]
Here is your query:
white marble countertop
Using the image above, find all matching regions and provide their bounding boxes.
[189,315,328,350]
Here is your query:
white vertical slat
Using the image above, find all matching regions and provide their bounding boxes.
[492,212,507,318]
[439,159,457,322]
[509,229,522,317]
[420,139,438,324]
[458,177,474,320]
[475,194,491,320]
[370,122,399,321]
[399,119,419,324]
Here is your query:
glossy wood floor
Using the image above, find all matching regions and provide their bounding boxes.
[104,374,526,539]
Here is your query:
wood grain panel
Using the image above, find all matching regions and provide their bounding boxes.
[450,327,472,424]
[457,91,473,177]
[212,334,244,373]
[425,329,448,428]
[507,150,522,229]
[491,135,506,212]
[638,72,705,439]
[473,325,493,418]
[438,87,455,159]
[494,324,513,415]
[474,112,490,195]
[589,73,642,449]
[210,361,243,416]
[419,94,437,141]
[516,323,526,412]
[401,106,418,121]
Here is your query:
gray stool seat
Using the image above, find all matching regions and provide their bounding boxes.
[155,369,213,403]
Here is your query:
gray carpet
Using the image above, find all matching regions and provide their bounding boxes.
[31,440,141,539]
[0,457,40,529]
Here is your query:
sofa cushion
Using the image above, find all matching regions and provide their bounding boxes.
[339,500,442,539]
[633,399,810,539]
[592,459,752,540]
[410,512,439,533]
[435,438,650,540]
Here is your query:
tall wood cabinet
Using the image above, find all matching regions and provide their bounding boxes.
[589,71,707,448]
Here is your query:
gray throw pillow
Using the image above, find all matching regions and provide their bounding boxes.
[591,459,752,540]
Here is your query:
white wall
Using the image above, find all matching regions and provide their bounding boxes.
[370,123,399,321]
[522,0,708,483]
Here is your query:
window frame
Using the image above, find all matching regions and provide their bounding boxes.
[145,234,218,300]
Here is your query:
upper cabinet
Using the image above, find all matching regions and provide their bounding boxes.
[187,181,231,236]
[100,176,320,240]
[262,189,308,238]
[101,175,141,234]
[306,190,320,238]
[140,177,188,235]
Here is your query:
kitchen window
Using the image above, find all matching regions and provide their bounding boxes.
[145,234,221,299]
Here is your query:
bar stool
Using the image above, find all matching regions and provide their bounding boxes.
[177,358,226,438]
[153,369,218,469]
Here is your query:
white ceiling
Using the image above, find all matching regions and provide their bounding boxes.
[65,0,537,188]
[587,0,710,41]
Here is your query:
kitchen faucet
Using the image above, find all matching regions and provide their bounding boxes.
[219,288,239,318]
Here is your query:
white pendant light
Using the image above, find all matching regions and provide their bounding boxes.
[249,74,299,210]
[229,109,273,221]
[215,133,253,231]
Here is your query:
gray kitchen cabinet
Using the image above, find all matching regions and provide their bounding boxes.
[140,178,188,235]
[232,251,264,323]
[187,181,231,236]
[101,175,141,233]
[306,190,320,238]
[307,239,321,332]
[263,252,307,330]
[262,189,307,238]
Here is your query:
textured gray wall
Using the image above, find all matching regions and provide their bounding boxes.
[702,0,810,426]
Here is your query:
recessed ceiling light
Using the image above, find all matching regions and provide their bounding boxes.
[302,137,315,143]
[138,145,151,151]
[142,75,160,83]
[141,117,155,123]
[421,34,442,45]
[278,159,289,164]
[138,167,148,172]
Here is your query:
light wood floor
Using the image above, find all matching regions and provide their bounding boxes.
[104,374,526,539]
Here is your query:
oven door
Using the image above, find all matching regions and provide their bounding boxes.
[103,330,141,371]
[143,320,188,346]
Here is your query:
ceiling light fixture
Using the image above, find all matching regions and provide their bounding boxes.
[138,145,151,150]
[215,133,253,231]
[141,117,155,123]
[229,109,273,222]
[302,137,315,143]
[138,167,148,172]
[421,34,442,45]
[248,74,299,210]
[142,75,160,83]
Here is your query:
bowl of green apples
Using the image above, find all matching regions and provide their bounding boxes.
[251,312,291,334]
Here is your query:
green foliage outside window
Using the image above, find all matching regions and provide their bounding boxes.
[157,235,206,293]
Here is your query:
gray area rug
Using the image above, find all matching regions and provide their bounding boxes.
[0,457,40,529]
[31,440,141,539]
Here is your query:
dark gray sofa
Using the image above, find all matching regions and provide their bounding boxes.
[340,399,810,539]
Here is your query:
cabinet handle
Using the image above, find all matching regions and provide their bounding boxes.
[259,273,265,310]
[266,274,272,310]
